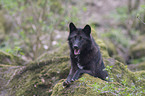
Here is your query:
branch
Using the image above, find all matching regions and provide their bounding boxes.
[137,16,145,24]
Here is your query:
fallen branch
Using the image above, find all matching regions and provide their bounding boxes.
[137,16,145,24]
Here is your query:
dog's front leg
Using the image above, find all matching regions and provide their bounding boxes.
[63,59,78,86]
[71,69,92,81]
[63,67,78,86]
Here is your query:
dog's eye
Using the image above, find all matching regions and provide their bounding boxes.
[68,37,72,41]
[74,36,77,39]
[68,38,71,40]
[80,36,82,40]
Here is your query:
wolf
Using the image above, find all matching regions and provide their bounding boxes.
[63,22,108,86]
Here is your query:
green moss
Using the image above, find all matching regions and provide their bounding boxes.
[0,50,14,64]
[130,42,145,59]
[52,60,145,96]
[8,56,70,96]
[104,39,117,57]
[37,43,69,61]
[1,28,145,95]
[0,50,24,65]
[130,35,145,59]
[89,27,109,58]
[51,74,103,96]
[0,64,13,67]
[96,39,109,58]
[128,61,145,71]
[113,55,125,64]
[51,38,145,96]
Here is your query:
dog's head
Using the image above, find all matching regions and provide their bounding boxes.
[68,22,92,55]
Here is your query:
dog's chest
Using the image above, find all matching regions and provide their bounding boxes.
[75,56,84,69]
[77,63,83,69]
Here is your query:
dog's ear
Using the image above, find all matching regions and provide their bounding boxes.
[69,22,77,33]
[83,24,91,36]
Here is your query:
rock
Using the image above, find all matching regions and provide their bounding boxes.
[0,30,145,96]
[51,60,145,96]
[8,56,70,96]
[128,61,145,71]
[0,50,25,96]
[130,35,145,59]
[52,74,105,96]
[51,38,145,95]
[104,39,117,57]
[0,50,25,65]
[104,39,126,63]
[113,55,125,64]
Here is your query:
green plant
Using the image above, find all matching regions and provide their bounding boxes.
[110,6,128,23]
[91,80,145,95]
[130,57,145,64]
[101,28,130,48]
[0,46,24,56]
[1,0,79,60]
[136,5,145,24]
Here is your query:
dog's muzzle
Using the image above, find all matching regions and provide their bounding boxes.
[73,45,80,55]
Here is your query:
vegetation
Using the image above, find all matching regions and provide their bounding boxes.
[0,0,145,96]
[51,39,145,96]
[1,0,79,60]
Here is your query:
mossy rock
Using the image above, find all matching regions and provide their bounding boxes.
[52,60,145,96]
[130,42,145,59]
[37,43,69,61]
[128,61,145,71]
[51,74,105,96]
[6,56,69,96]
[104,39,117,57]
[1,29,145,96]
[103,39,126,64]
[0,50,25,65]
[51,37,145,95]
[113,55,125,64]
[130,35,145,59]
[0,50,26,95]
[4,33,111,96]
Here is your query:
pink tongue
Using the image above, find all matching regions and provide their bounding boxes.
[74,49,80,55]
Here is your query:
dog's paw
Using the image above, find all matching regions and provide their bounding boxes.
[71,77,78,82]
[63,80,71,87]
[71,79,75,82]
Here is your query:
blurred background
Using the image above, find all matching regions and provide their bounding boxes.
[0,0,145,68]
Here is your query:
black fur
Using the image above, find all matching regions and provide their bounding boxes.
[63,22,108,86]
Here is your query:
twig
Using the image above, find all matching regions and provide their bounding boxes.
[137,16,145,24]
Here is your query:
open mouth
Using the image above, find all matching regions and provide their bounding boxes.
[74,49,80,55]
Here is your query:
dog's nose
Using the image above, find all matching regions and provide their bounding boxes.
[73,45,78,49]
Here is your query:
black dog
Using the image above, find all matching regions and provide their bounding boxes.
[63,22,108,86]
